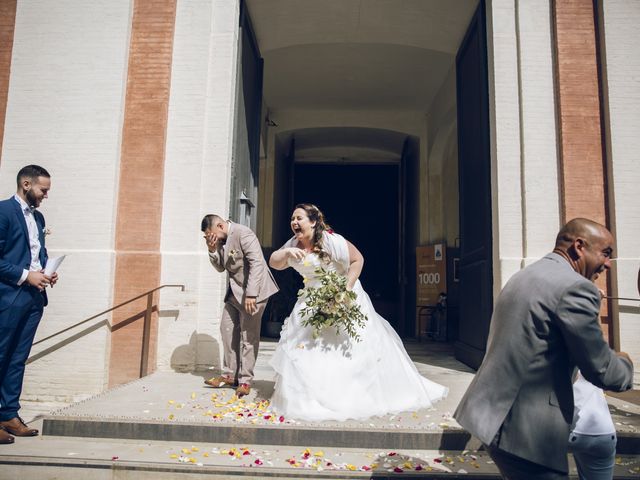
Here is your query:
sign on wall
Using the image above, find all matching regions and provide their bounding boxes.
[416,244,447,306]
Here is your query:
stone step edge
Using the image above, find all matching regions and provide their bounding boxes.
[42,415,471,451]
[2,453,639,480]
[0,454,504,479]
[41,416,640,454]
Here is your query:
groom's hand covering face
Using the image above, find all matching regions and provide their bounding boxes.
[204,229,220,251]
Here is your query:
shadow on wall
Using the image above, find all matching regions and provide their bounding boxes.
[170,331,220,374]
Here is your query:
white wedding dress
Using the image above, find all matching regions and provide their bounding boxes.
[269,231,448,421]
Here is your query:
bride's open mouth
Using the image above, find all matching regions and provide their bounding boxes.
[292,225,302,235]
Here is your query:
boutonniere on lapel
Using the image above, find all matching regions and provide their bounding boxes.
[43,227,52,237]
[228,249,239,261]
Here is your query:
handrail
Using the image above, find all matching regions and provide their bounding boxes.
[33,284,185,347]
[604,296,640,302]
[31,284,185,377]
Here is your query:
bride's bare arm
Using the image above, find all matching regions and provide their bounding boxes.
[269,247,305,270]
[346,240,364,290]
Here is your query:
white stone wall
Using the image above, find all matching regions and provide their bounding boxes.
[425,65,459,247]
[601,0,640,381]
[158,0,240,372]
[486,0,560,296]
[0,0,133,402]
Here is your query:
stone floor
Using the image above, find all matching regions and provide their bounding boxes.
[4,339,640,479]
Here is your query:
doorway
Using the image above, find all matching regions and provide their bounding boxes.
[294,163,400,329]
[246,0,492,358]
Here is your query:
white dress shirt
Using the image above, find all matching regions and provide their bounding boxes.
[572,372,616,435]
[14,194,42,285]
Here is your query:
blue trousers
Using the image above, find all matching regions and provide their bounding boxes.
[569,432,617,480]
[0,287,44,421]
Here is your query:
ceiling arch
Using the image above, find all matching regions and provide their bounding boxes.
[277,126,414,163]
[246,0,479,112]
[246,0,479,54]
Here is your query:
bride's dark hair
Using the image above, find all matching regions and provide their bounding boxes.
[295,203,332,261]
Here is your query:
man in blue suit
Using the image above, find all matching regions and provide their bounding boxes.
[0,165,57,444]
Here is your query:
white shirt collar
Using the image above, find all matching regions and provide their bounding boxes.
[14,194,34,213]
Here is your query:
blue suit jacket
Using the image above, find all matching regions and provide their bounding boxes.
[0,197,48,311]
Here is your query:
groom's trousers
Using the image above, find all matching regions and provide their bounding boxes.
[0,286,44,420]
[220,294,265,384]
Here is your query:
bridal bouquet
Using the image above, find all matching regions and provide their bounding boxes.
[298,267,367,341]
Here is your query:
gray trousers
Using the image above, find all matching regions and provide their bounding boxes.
[220,295,265,384]
[486,445,568,480]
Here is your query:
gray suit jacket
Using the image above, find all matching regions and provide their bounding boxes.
[454,253,633,473]
[209,222,278,305]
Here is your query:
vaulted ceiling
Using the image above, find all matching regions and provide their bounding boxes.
[246,0,479,111]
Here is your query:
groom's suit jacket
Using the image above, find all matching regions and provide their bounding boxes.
[454,253,633,473]
[209,222,278,305]
[0,197,48,312]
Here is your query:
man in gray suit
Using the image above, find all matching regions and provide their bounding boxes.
[201,214,278,397]
[455,218,633,479]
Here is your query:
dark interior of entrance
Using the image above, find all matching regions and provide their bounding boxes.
[294,164,400,330]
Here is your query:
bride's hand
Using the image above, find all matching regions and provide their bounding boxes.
[286,248,306,261]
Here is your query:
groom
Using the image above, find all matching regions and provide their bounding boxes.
[0,165,57,444]
[201,214,278,397]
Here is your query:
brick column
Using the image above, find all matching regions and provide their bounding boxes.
[0,0,16,163]
[110,0,177,386]
[552,0,612,342]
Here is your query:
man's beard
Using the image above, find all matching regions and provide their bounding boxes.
[25,189,39,208]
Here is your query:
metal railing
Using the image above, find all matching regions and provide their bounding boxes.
[30,284,185,377]
[605,296,640,302]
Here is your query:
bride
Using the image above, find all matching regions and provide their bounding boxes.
[268,203,448,421]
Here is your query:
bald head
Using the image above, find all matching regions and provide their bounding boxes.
[553,218,614,281]
[555,218,610,249]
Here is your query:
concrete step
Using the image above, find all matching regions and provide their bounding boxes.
[1,427,640,480]
[10,341,640,479]
[38,369,640,454]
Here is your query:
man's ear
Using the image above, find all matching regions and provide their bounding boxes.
[571,238,586,259]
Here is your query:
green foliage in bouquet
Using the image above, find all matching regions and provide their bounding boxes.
[298,266,367,341]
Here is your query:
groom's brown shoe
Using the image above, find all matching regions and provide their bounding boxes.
[0,426,15,444]
[204,376,238,388]
[0,417,38,437]
[236,383,251,397]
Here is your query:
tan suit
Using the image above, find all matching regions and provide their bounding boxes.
[209,222,278,384]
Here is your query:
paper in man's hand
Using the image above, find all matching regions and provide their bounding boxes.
[44,255,66,276]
